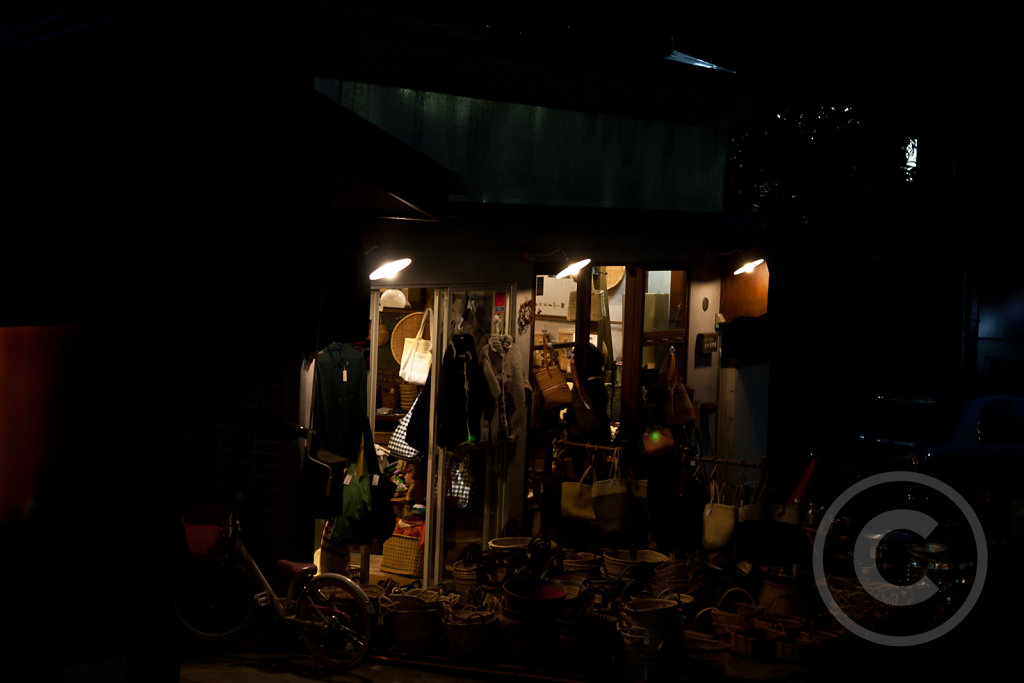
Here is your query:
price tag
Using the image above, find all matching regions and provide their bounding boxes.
[372,474,379,486]
[344,473,352,486]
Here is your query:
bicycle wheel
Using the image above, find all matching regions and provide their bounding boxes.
[172,559,257,641]
[297,575,372,670]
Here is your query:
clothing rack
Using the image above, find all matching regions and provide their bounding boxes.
[690,455,763,470]
[552,437,619,453]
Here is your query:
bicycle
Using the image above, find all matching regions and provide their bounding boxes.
[171,494,375,671]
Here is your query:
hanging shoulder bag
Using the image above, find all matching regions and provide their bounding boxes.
[561,459,597,521]
[387,391,424,463]
[531,333,572,410]
[662,349,696,426]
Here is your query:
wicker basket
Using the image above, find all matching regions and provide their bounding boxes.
[603,549,670,578]
[399,384,419,411]
[715,587,761,632]
[562,550,601,575]
[380,590,447,653]
[443,598,500,662]
[380,534,424,577]
[380,383,399,410]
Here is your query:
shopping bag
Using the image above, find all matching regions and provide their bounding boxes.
[387,393,424,463]
[399,308,433,385]
[591,449,648,535]
[702,480,738,551]
[561,465,596,521]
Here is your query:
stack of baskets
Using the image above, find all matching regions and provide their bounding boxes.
[399,383,419,411]
[649,553,716,603]
[561,550,601,577]
[452,544,483,597]
[442,596,501,663]
[380,585,453,654]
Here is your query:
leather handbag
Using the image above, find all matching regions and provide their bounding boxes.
[662,348,696,426]
[532,334,572,410]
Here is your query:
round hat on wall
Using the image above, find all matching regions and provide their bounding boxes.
[390,311,431,365]
[601,266,625,290]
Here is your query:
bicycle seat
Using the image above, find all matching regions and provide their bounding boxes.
[277,559,319,580]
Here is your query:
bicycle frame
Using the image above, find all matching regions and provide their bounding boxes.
[225,518,380,643]
[230,527,376,629]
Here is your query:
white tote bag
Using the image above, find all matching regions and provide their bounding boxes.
[399,308,433,385]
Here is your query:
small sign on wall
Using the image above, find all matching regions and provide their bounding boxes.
[696,332,719,354]
[535,275,574,318]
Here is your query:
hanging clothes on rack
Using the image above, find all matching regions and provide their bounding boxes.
[314,342,368,459]
[438,325,485,448]
[479,319,529,443]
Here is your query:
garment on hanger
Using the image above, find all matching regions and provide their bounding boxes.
[479,332,529,443]
[438,332,485,448]
[314,342,367,459]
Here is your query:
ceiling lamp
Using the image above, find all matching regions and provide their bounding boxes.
[369,257,412,281]
[733,258,765,275]
[556,258,592,279]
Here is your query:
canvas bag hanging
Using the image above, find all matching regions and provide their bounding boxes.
[561,459,597,521]
[702,479,738,551]
[738,470,767,524]
[532,333,572,410]
[591,448,648,535]
[399,307,433,385]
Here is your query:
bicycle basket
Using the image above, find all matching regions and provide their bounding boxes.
[182,502,230,558]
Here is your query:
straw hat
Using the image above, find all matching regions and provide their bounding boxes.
[390,311,431,364]
[601,266,624,290]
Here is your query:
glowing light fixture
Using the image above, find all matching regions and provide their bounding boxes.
[369,257,412,281]
[733,258,765,276]
[556,258,592,279]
